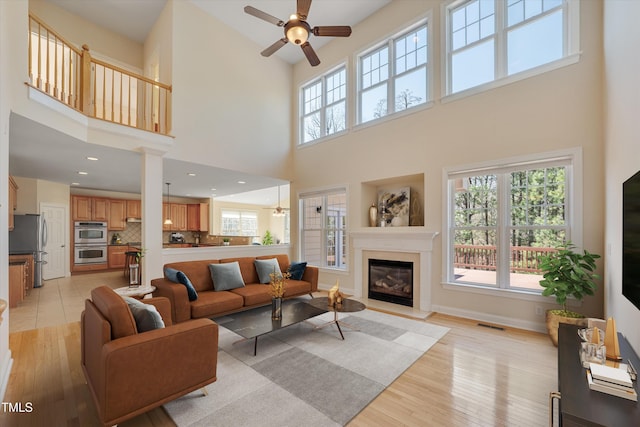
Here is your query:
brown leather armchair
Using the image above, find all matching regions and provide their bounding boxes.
[81,286,218,426]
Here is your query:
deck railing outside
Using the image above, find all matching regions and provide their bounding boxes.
[28,14,171,135]
[454,244,556,274]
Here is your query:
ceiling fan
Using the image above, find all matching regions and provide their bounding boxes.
[244,0,352,66]
[265,185,290,217]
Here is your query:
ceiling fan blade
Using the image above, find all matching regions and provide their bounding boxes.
[301,42,320,66]
[312,26,352,37]
[261,38,288,57]
[297,0,312,19]
[244,6,284,27]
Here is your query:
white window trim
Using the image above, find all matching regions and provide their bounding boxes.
[441,147,583,300]
[356,13,433,126]
[298,185,349,271]
[299,63,348,146]
[220,209,259,236]
[441,0,581,101]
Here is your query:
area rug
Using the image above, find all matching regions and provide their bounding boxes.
[164,309,449,427]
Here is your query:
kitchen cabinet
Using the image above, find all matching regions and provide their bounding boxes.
[108,245,129,269]
[163,203,187,231]
[126,200,141,218]
[8,175,17,230]
[108,200,126,230]
[9,254,34,294]
[72,195,110,221]
[9,261,27,308]
[187,203,209,232]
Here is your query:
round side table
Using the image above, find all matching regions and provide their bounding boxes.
[307,296,366,340]
[113,285,155,299]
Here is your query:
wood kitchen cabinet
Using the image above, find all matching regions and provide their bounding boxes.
[163,203,187,231]
[108,245,129,269]
[187,203,209,232]
[126,200,141,218]
[108,200,126,230]
[72,195,109,221]
[8,175,17,230]
[9,261,27,308]
[9,254,34,294]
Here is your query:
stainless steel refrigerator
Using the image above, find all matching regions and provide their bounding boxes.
[9,214,48,288]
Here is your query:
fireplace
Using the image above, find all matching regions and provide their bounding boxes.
[368,259,413,307]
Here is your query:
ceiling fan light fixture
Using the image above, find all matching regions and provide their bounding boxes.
[285,19,309,45]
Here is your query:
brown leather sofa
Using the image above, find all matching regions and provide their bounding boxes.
[81,286,218,426]
[152,254,318,323]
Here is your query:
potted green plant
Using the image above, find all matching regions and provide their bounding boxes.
[539,242,600,346]
[262,230,274,245]
[222,238,230,246]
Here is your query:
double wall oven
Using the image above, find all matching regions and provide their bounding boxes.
[74,221,108,265]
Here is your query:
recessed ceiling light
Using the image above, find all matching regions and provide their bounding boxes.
[210,188,217,191]
[187,173,196,176]
[238,181,246,184]
[71,182,80,186]
[87,156,98,161]
[78,171,88,175]
[186,193,192,196]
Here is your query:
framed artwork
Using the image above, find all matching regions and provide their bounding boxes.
[378,187,410,227]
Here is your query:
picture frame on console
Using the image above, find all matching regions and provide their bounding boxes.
[378,187,410,227]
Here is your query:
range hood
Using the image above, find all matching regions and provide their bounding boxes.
[126,217,142,223]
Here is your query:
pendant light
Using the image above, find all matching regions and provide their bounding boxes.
[164,182,173,225]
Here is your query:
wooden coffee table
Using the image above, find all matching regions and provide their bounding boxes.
[215,298,328,356]
[306,296,366,340]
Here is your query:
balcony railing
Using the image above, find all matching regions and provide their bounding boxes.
[454,244,556,274]
[27,14,171,135]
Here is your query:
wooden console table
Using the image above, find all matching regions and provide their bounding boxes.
[555,323,640,426]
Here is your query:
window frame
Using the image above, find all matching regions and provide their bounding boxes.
[299,64,348,145]
[299,187,348,271]
[442,0,580,100]
[220,209,258,237]
[442,148,583,298]
[356,16,432,126]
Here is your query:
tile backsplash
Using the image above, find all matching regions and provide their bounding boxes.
[109,222,141,244]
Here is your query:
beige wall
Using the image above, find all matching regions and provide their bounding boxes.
[29,0,144,70]
[603,0,640,352]
[291,0,605,331]
[168,0,293,178]
[13,176,69,214]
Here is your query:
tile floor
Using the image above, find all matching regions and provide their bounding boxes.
[9,270,129,333]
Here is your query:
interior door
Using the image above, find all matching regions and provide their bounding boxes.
[40,203,67,280]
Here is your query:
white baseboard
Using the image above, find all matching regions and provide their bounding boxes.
[431,304,547,334]
[0,349,14,401]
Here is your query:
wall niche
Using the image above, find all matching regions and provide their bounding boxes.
[361,173,424,228]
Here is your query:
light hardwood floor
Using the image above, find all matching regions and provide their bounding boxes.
[2,273,558,426]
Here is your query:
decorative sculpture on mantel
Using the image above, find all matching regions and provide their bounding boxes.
[605,317,623,361]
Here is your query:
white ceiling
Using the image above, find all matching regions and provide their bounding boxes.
[10,0,390,204]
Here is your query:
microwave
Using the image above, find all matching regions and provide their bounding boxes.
[74,221,108,245]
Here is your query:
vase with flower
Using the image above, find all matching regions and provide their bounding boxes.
[269,269,290,320]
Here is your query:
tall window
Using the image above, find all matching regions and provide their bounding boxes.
[300,66,347,144]
[446,0,576,95]
[358,22,429,124]
[300,189,347,269]
[445,151,580,292]
[221,210,258,236]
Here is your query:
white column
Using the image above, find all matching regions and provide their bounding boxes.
[140,148,164,285]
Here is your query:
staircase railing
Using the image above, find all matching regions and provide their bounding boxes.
[27,14,172,135]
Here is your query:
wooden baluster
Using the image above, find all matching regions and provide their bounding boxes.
[80,44,92,115]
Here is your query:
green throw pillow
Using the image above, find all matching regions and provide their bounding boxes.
[209,262,245,291]
[254,258,282,284]
[124,297,165,332]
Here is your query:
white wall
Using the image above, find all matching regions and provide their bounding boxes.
[603,0,640,352]
[291,0,605,331]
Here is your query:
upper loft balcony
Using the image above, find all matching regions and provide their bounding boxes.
[27,13,172,139]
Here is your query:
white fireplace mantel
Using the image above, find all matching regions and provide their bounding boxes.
[350,227,439,313]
